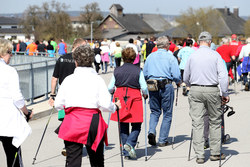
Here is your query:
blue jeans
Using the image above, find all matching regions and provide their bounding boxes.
[242,73,249,84]
[109,55,115,67]
[148,84,174,143]
[120,123,141,156]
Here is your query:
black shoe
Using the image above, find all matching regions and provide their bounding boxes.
[158,141,169,147]
[196,158,205,164]
[210,153,226,161]
[245,82,249,91]
[182,86,187,95]
[148,133,156,146]
[183,90,189,96]
[222,134,230,144]
[204,141,209,149]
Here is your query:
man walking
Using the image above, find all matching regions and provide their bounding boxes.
[143,36,181,147]
[183,31,229,164]
[48,38,86,156]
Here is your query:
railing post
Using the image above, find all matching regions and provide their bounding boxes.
[31,63,34,104]
[45,60,49,99]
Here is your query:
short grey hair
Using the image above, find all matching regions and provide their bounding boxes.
[156,36,169,49]
[0,38,13,57]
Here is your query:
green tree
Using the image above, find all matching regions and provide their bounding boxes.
[78,2,103,39]
[21,0,72,41]
[176,7,224,41]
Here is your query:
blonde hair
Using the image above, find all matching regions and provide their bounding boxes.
[0,38,13,57]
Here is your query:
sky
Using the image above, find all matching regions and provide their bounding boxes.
[0,0,250,16]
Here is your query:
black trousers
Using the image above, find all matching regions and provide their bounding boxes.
[0,136,22,167]
[115,58,121,67]
[94,61,101,73]
[64,140,104,167]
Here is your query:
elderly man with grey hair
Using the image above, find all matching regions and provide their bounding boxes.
[143,36,181,147]
[184,31,229,164]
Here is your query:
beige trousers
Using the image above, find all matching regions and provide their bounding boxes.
[188,86,222,158]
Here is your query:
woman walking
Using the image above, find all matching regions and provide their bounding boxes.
[54,45,121,167]
[108,47,148,159]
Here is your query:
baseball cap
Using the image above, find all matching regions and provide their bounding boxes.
[198,31,212,41]
[231,34,237,39]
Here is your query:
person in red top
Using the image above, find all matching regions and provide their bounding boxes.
[230,34,241,59]
[229,34,242,81]
[216,38,233,72]
[26,41,37,56]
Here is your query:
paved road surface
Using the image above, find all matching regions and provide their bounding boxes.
[1,69,250,167]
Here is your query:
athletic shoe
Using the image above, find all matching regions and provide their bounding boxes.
[148,133,156,146]
[124,143,137,159]
[124,156,130,160]
[182,86,187,95]
[158,141,169,147]
[61,148,67,156]
[210,153,226,161]
[245,82,249,91]
[196,158,205,164]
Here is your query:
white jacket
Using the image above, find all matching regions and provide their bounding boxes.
[0,59,31,148]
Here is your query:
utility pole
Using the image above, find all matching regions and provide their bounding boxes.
[90,21,94,44]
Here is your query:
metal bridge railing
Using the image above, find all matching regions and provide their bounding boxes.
[11,55,57,106]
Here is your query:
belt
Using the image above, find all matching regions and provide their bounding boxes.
[191,84,218,87]
[157,79,172,89]
[157,79,172,85]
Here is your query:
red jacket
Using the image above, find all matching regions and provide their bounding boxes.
[216,45,233,63]
[58,107,108,152]
[230,40,241,56]
[111,87,143,123]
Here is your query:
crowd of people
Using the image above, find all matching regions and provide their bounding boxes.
[12,38,68,57]
[1,30,250,167]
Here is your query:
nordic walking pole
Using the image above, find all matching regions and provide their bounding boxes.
[32,107,55,165]
[219,123,223,167]
[172,87,179,149]
[188,129,193,161]
[115,97,124,167]
[12,110,32,167]
[104,94,113,152]
[144,99,148,161]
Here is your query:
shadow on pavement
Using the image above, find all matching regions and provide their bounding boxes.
[103,143,115,151]
[135,146,162,160]
[34,154,61,165]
